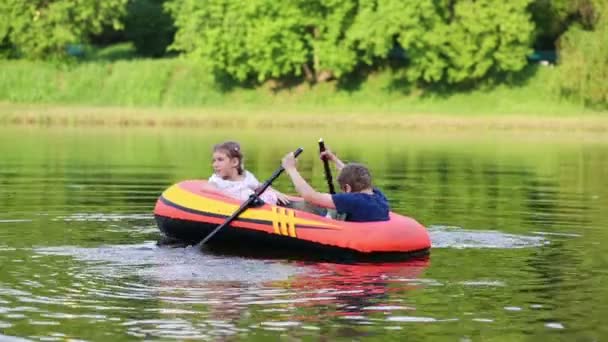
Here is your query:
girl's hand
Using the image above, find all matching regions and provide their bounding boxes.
[276,191,291,205]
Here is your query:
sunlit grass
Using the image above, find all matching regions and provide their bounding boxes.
[1,58,605,116]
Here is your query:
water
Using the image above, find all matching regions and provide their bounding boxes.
[0,127,607,341]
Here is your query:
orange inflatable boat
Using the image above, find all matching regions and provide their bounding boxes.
[154,180,431,260]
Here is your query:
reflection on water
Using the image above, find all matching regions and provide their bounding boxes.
[24,243,432,339]
[0,127,607,340]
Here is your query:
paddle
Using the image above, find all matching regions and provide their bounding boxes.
[197,147,304,247]
[318,138,336,194]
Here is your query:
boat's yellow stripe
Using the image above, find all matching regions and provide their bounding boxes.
[163,185,339,230]
[278,207,286,235]
[272,207,281,234]
[287,208,296,237]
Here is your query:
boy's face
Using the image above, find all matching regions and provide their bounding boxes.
[212,151,239,178]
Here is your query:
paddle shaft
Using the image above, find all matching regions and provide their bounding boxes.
[198,147,304,246]
[318,139,336,194]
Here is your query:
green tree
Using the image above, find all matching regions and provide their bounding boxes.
[297,0,359,82]
[0,0,127,59]
[167,0,535,86]
[167,0,360,83]
[125,0,175,57]
[438,0,534,84]
[557,0,607,107]
[352,0,534,84]
[530,0,599,49]
[166,0,309,82]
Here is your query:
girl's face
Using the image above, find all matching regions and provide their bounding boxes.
[212,151,239,179]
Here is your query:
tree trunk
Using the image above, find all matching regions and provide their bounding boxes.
[302,63,315,83]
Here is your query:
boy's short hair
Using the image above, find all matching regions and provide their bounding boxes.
[337,163,372,192]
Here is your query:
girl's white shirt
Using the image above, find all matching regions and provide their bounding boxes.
[208,170,278,205]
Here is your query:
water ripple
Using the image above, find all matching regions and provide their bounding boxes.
[53,213,153,222]
[429,226,549,249]
[386,316,440,323]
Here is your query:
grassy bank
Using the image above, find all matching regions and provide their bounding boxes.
[1,103,607,138]
[0,58,602,116]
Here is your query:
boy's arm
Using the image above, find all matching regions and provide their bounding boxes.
[320,149,345,172]
[285,168,336,209]
[282,152,335,209]
[333,155,345,172]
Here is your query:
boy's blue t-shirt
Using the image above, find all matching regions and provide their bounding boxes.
[331,188,390,222]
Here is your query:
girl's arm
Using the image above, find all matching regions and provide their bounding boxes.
[247,172,288,205]
[201,180,227,196]
[268,187,291,205]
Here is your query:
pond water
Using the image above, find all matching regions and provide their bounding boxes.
[0,126,606,341]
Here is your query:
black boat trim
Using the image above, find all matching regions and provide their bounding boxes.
[155,215,430,263]
[159,196,340,231]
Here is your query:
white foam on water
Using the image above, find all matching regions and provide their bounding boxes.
[260,321,300,327]
[0,219,34,223]
[301,325,320,330]
[35,242,302,284]
[29,320,60,326]
[387,316,437,322]
[0,333,29,342]
[0,219,33,223]
[429,226,549,249]
[340,315,367,320]
[53,213,153,222]
[243,296,336,305]
[472,318,494,323]
[363,306,415,311]
[531,231,581,237]
[504,306,522,311]
[460,280,506,287]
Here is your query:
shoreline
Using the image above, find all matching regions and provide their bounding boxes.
[1,103,606,135]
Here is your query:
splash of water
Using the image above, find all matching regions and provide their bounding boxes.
[428,226,549,249]
[35,243,302,284]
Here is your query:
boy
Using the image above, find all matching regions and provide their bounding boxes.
[281,149,389,222]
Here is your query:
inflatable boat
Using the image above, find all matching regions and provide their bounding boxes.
[154,180,431,260]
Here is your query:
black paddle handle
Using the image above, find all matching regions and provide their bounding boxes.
[255,147,303,196]
[198,147,303,247]
[318,139,336,194]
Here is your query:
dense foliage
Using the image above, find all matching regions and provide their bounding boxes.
[556,0,607,107]
[0,0,606,107]
[124,0,175,57]
[166,0,534,85]
[0,0,127,59]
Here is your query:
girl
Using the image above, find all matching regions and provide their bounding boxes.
[206,141,289,205]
